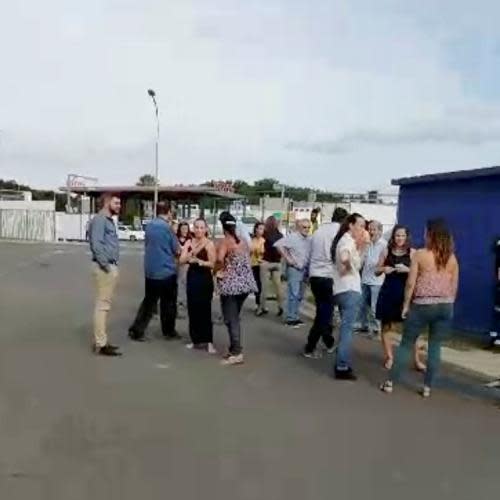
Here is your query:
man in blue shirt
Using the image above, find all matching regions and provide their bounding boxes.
[129,202,180,341]
[89,192,122,357]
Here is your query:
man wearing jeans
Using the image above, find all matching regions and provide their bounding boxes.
[304,208,348,357]
[275,219,312,328]
[129,202,180,341]
[89,193,122,357]
[359,221,387,336]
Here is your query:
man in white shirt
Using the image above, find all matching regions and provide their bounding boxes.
[304,207,348,357]
[358,221,387,336]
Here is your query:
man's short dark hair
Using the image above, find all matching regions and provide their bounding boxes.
[99,192,120,208]
[156,201,172,216]
[331,207,348,223]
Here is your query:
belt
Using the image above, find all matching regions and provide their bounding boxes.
[92,258,118,265]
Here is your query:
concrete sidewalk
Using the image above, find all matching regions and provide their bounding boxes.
[301,302,499,381]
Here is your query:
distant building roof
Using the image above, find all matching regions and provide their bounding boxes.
[392,166,500,186]
[60,184,244,201]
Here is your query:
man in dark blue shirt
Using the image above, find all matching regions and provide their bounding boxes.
[129,202,180,341]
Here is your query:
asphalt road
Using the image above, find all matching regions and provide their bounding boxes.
[0,242,499,500]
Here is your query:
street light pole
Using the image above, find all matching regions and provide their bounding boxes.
[147,89,160,217]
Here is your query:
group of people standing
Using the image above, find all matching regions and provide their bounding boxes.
[248,206,459,397]
[89,192,459,397]
[305,210,458,397]
[89,194,257,366]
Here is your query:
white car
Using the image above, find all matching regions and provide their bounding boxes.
[117,224,145,241]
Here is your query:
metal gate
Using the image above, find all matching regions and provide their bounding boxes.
[0,209,56,242]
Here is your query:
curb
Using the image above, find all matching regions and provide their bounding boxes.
[300,303,498,381]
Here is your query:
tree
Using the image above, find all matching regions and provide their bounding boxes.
[136,174,157,186]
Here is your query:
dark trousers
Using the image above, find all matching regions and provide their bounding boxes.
[305,277,335,353]
[221,294,248,355]
[130,276,178,338]
[187,270,214,345]
[252,265,262,306]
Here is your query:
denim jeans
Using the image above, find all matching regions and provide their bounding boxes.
[359,284,382,333]
[335,291,362,371]
[221,294,248,355]
[390,303,453,387]
[305,277,335,353]
[286,266,306,322]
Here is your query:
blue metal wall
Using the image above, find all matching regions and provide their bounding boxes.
[398,175,500,335]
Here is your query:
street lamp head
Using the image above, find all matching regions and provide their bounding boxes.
[147,89,156,97]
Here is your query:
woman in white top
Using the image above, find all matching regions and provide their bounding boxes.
[331,213,367,380]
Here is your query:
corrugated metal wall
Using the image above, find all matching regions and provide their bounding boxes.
[0,210,55,242]
[398,175,500,336]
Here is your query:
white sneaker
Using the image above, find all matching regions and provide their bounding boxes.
[221,353,244,366]
[421,386,431,398]
[380,380,393,394]
[485,379,500,388]
[303,350,322,359]
[186,343,194,350]
[207,343,217,354]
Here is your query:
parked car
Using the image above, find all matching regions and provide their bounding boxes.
[117,224,145,241]
[238,216,260,237]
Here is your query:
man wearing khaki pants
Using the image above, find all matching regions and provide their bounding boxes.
[89,193,122,357]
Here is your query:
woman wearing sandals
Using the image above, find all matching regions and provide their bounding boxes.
[216,213,257,366]
[376,225,425,371]
[180,219,217,353]
[381,219,459,398]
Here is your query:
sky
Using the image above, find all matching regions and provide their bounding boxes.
[1,0,500,193]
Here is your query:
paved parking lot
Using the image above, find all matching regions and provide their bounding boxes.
[0,241,499,500]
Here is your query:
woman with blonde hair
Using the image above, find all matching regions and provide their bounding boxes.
[179,219,216,353]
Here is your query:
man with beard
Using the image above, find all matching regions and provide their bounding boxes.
[89,193,122,357]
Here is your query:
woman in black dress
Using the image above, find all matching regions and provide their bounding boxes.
[376,225,424,370]
[180,219,216,353]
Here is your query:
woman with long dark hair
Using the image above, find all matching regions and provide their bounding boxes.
[331,213,367,380]
[176,222,192,313]
[216,213,257,365]
[381,219,459,398]
[258,216,284,317]
[376,225,424,370]
[250,222,265,312]
[179,219,216,353]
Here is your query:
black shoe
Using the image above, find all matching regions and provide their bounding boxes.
[286,321,301,329]
[277,307,284,317]
[97,344,123,357]
[296,319,305,326]
[334,368,357,381]
[256,309,269,317]
[91,343,118,353]
[164,332,182,341]
[128,331,148,342]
